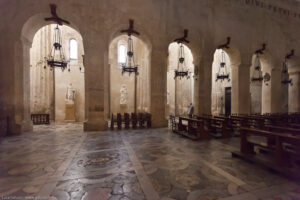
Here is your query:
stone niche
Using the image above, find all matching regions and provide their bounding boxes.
[108,35,150,115]
[211,49,232,115]
[166,43,194,117]
[30,25,85,122]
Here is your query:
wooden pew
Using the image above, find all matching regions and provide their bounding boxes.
[124,113,130,129]
[117,113,122,129]
[110,114,116,130]
[196,115,231,138]
[138,113,145,128]
[176,116,211,140]
[131,113,137,129]
[145,113,152,128]
[264,125,300,136]
[232,127,300,180]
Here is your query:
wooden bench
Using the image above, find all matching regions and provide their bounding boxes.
[117,113,122,129]
[131,113,137,129]
[124,113,130,129]
[232,127,300,180]
[197,115,231,138]
[31,114,50,125]
[176,116,211,140]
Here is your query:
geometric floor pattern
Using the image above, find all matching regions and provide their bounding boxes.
[0,123,299,200]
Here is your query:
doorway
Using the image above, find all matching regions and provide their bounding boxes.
[225,87,231,116]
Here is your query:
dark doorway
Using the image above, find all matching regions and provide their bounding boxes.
[225,87,231,116]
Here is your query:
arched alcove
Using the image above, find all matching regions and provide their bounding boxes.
[108,34,151,116]
[211,49,232,115]
[166,42,194,117]
[30,24,85,123]
[19,13,86,131]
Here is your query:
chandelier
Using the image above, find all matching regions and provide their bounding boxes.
[281,50,294,85]
[45,24,68,71]
[174,29,190,79]
[215,50,230,82]
[251,53,263,82]
[120,20,140,76]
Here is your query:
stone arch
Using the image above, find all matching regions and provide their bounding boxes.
[17,13,86,131]
[107,33,151,118]
[166,42,195,117]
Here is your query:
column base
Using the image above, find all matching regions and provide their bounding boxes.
[152,119,168,128]
[84,120,108,132]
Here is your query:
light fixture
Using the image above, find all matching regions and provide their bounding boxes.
[251,44,266,82]
[216,37,231,82]
[44,4,70,71]
[251,53,263,82]
[174,29,190,79]
[281,50,294,85]
[44,24,68,71]
[216,50,230,82]
[120,19,140,76]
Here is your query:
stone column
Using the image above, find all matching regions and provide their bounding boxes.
[231,56,251,115]
[197,50,214,115]
[84,37,108,131]
[288,65,300,112]
[150,44,168,127]
[262,63,282,114]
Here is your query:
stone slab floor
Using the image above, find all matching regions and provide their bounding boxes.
[0,123,300,200]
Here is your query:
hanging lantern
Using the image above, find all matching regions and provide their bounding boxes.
[45,24,68,71]
[121,35,139,76]
[251,53,263,82]
[215,50,230,82]
[281,59,292,85]
[173,29,190,79]
[174,43,190,79]
[120,19,140,76]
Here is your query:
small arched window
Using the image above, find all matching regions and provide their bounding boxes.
[118,44,127,65]
[69,39,78,59]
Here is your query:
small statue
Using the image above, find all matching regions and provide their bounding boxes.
[66,83,75,104]
[120,84,128,105]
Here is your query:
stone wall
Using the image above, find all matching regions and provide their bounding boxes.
[30,25,85,122]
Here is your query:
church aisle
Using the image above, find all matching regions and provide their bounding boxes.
[0,124,299,200]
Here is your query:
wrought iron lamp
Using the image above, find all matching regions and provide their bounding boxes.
[120,20,140,76]
[251,53,263,82]
[216,37,231,82]
[174,29,190,79]
[44,24,68,71]
[215,50,230,82]
[44,4,70,71]
[281,50,294,85]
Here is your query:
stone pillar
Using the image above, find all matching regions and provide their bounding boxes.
[231,57,251,115]
[150,44,168,128]
[262,64,282,114]
[84,37,108,131]
[197,51,214,115]
[288,66,300,112]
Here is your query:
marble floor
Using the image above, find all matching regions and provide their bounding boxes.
[0,123,300,200]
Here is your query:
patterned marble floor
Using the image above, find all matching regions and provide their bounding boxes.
[0,123,300,200]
